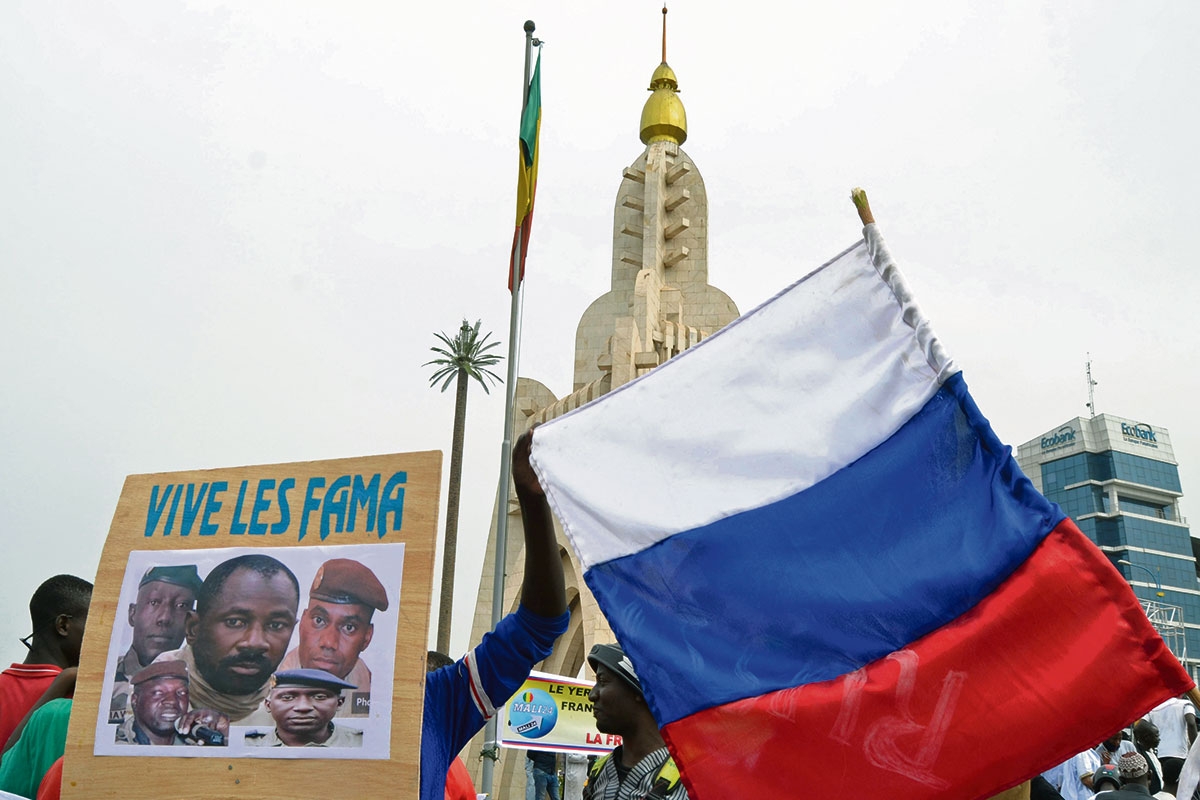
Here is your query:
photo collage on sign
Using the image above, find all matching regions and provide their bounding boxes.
[92,543,404,760]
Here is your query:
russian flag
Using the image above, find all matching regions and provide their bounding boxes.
[529,224,1193,799]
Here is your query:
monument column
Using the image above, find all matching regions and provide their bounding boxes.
[464,12,739,792]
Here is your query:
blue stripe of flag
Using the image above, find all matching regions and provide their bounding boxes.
[583,373,1064,726]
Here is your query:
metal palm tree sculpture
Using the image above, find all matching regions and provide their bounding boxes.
[425,319,503,654]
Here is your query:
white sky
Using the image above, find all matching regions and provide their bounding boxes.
[2,1,1198,661]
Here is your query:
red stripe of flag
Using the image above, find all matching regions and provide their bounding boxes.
[662,519,1192,800]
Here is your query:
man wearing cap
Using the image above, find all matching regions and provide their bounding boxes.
[115,661,229,746]
[109,565,202,725]
[1091,764,1122,794]
[277,558,387,717]
[245,669,362,748]
[1093,751,1154,797]
[583,643,687,800]
[421,430,568,800]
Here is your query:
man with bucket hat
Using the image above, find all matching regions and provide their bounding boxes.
[583,643,687,800]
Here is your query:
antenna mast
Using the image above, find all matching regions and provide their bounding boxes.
[1085,353,1098,417]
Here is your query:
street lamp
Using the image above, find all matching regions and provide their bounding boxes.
[1118,559,1166,598]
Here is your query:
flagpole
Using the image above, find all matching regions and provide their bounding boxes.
[479,19,535,797]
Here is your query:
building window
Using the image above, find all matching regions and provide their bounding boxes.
[1120,495,1170,520]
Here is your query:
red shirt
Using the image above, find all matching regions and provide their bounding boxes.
[0,663,63,748]
[444,756,476,800]
[36,758,63,800]
[37,756,63,800]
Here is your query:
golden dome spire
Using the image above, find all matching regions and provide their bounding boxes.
[639,5,687,146]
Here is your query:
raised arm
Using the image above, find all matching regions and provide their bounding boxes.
[511,428,567,619]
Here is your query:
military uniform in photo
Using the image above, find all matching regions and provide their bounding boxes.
[244,724,364,748]
[115,661,193,746]
[279,558,389,717]
[109,565,202,725]
[245,668,363,748]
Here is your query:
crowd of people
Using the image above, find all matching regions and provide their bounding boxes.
[1033,697,1198,800]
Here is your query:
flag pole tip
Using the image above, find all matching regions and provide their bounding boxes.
[851,187,875,226]
[524,20,536,33]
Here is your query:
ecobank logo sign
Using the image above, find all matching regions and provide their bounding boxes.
[1041,426,1077,451]
[1121,422,1158,448]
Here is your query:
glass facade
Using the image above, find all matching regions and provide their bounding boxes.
[1041,451,1182,494]
[1041,449,1198,671]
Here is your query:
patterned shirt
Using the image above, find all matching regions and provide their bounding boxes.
[584,746,688,800]
[109,647,147,725]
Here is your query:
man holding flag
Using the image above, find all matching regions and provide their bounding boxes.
[420,430,567,800]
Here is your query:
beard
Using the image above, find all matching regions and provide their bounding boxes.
[195,646,276,695]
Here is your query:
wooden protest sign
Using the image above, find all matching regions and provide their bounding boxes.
[63,451,440,799]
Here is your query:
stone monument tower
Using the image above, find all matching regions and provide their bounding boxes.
[464,14,739,791]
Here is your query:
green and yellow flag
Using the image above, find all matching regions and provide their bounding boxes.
[509,52,541,292]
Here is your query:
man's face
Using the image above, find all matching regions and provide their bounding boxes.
[128,581,195,665]
[266,686,344,741]
[588,664,642,735]
[131,677,189,737]
[187,569,298,695]
[297,600,373,679]
[1103,731,1124,751]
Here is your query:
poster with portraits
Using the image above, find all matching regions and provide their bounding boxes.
[66,451,440,799]
[93,543,404,760]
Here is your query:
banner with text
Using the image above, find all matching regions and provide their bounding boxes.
[499,670,622,755]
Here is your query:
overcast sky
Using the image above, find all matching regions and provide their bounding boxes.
[3,1,1197,660]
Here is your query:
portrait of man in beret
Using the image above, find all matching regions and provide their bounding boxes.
[278,558,389,717]
[115,661,229,746]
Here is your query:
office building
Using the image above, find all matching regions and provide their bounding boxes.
[1016,414,1197,677]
